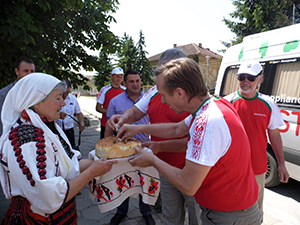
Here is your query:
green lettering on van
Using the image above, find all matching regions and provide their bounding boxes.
[283,40,299,52]
[259,41,268,58]
[238,47,244,61]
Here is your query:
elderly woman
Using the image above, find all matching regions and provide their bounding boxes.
[0,73,117,224]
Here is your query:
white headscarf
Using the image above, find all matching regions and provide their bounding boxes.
[0,72,80,175]
[1,73,61,137]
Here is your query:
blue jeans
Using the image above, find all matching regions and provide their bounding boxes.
[116,195,152,216]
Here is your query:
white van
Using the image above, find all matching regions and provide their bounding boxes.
[214,23,300,187]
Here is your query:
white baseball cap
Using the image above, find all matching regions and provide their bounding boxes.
[111,67,124,75]
[237,61,263,77]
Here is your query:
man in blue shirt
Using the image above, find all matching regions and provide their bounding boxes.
[105,70,154,225]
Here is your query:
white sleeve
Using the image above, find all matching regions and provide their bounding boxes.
[184,114,193,127]
[4,140,68,214]
[268,100,285,130]
[96,86,109,104]
[72,95,81,114]
[135,86,157,114]
[224,92,237,102]
[186,104,231,167]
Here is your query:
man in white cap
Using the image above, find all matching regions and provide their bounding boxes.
[224,60,289,222]
[96,67,126,139]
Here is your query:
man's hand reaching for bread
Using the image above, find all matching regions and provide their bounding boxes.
[107,114,124,132]
[116,124,140,141]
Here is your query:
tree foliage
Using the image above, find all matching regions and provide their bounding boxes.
[94,49,114,90]
[136,30,153,85]
[117,33,139,73]
[115,31,153,86]
[223,0,300,46]
[0,0,120,88]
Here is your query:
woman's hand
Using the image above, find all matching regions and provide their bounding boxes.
[89,158,118,177]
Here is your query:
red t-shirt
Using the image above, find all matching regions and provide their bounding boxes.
[225,91,284,174]
[186,96,258,211]
[136,86,190,169]
[97,84,125,127]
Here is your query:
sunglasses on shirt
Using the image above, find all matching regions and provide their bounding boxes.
[237,74,257,82]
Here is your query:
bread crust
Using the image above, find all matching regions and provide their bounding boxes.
[95,136,142,159]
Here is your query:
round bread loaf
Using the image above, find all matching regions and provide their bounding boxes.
[95,136,141,159]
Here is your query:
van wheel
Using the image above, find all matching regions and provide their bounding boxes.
[265,151,281,188]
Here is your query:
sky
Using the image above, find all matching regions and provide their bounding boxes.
[109,0,237,57]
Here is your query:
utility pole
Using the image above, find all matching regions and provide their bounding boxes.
[293,4,295,25]
[205,55,210,87]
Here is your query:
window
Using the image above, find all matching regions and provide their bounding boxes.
[221,68,239,96]
[271,62,300,106]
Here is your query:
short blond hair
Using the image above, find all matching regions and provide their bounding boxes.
[154,58,208,102]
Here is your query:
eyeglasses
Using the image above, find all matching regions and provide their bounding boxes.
[237,74,257,82]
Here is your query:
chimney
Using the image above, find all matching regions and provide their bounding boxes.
[173,44,177,48]
[198,43,202,48]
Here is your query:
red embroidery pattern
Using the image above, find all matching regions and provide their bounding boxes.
[21,110,50,123]
[140,176,145,187]
[148,178,159,195]
[35,129,47,180]
[191,102,209,160]
[9,125,46,186]
[124,174,134,187]
[116,175,131,192]
[95,185,113,202]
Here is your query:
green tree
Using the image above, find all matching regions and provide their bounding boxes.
[115,31,153,86]
[0,0,120,88]
[117,33,139,72]
[136,30,153,85]
[223,0,300,46]
[94,49,114,91]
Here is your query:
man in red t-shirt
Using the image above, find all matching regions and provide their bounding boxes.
[225,61,289,221]
[107,49,201,225]
[116,58,261,225]
[96,67,125,139]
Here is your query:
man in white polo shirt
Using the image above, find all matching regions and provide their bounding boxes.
[56,79,85,148]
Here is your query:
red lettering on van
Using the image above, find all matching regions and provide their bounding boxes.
[292,111,300,136]
[279,110,300,136]
[279,110,289,133]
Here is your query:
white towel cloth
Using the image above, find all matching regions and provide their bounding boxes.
[88,148,160,213]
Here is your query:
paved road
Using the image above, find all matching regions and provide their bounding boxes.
[1,95,299,224]
[264,179,300,225]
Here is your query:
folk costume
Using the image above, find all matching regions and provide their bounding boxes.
[0,73,81,224]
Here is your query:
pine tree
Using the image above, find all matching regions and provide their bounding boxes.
[94,50,113,90]
[136,30,153,85]
[117,33,139,72]
[115,32,154,86]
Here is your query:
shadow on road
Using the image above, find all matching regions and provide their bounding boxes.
[266,178,300,203]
